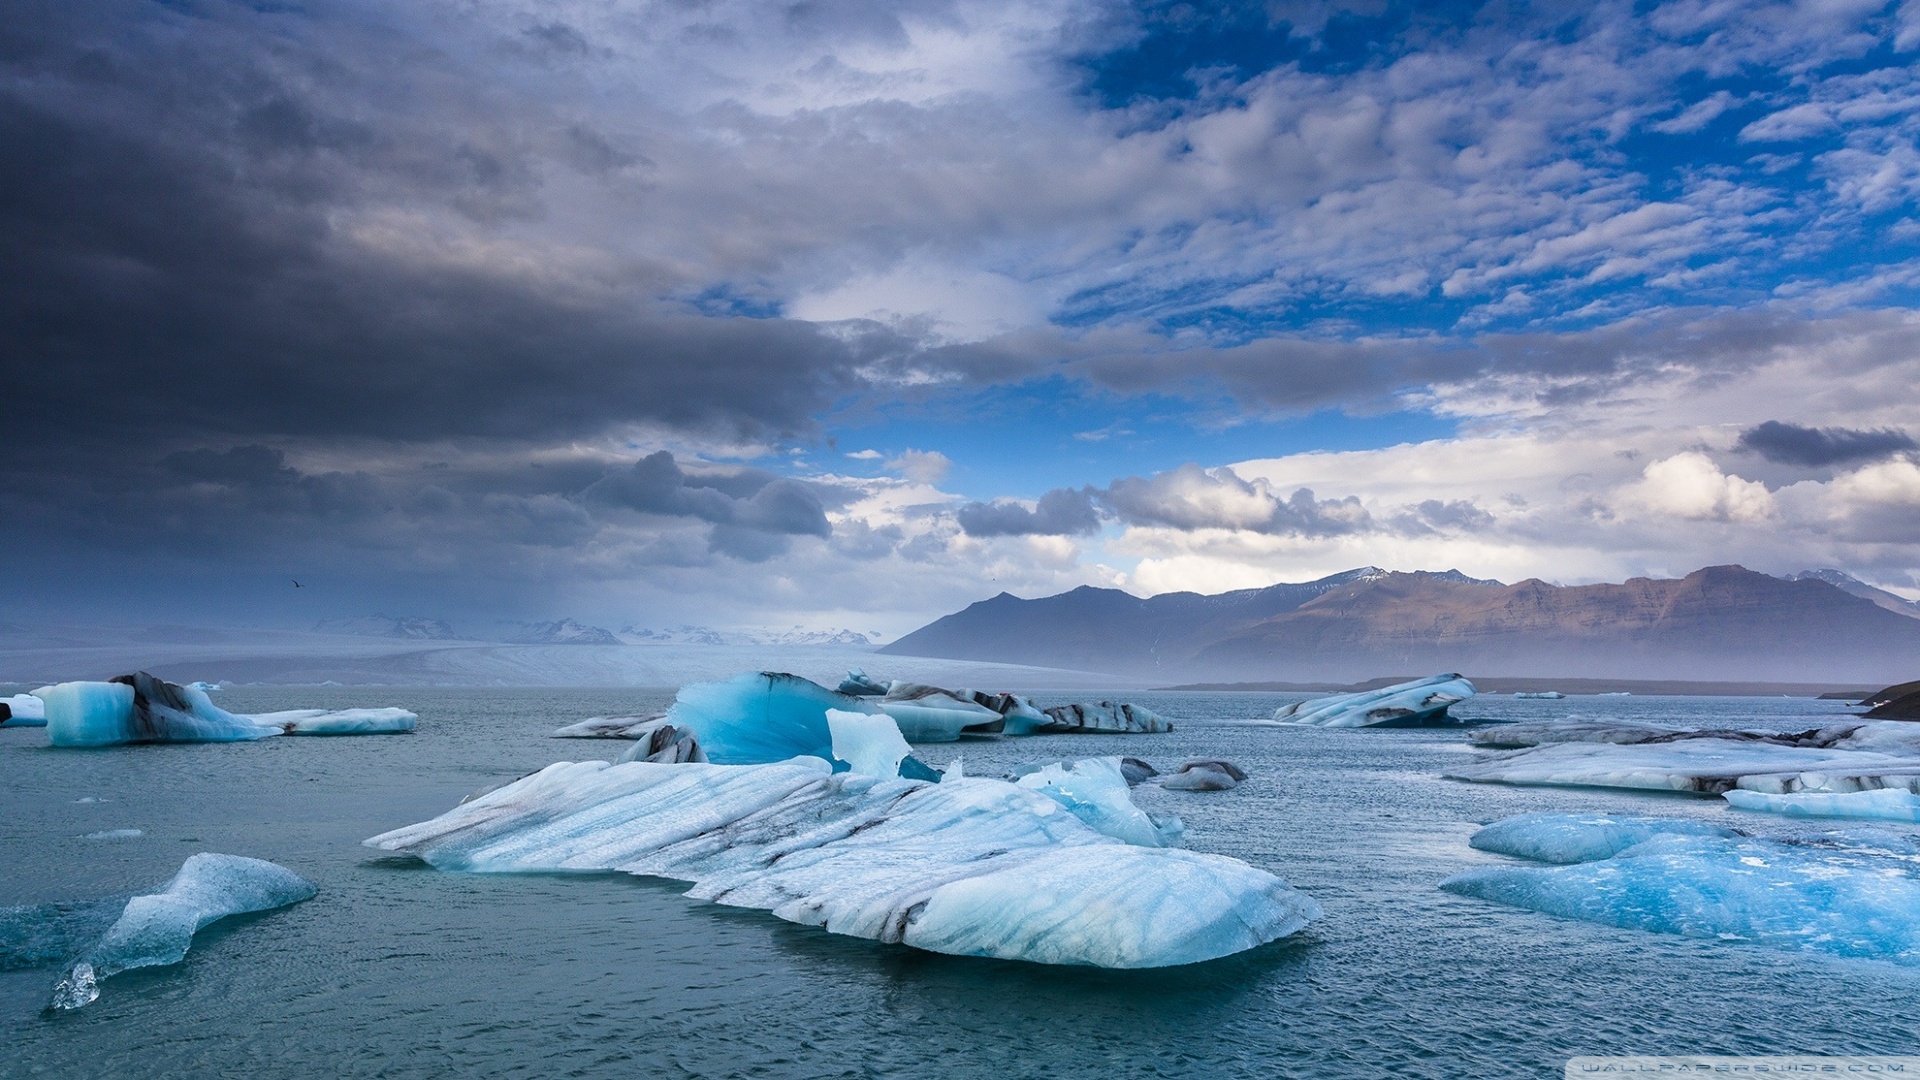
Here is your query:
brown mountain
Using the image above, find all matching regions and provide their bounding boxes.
[882,565,1920,683]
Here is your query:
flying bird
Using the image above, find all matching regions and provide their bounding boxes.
[292,580,303,588]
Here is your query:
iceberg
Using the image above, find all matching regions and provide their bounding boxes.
[1448,721,1920,795]
[366,758,1317,968]
[1466,812,1737,864]
[1,693,46,726]
[1119,757,1158,785]
[836,669,890,696]
[1157,759,1247,792]
[1469,719,1684,749]
[1267,674,1477,728]
[1014,757,1184,847]
[665,672,936,779]
[826,708,913,778]
[1723,788,1920,823]
[48,853,316,1009]
[38,672,417,746]
[551,713,671,739]
[42,674,278,746]
[1442,814,1920,965]
[875,682,1003,740]
[1040,700,1173,734]
[250,708,417,735]
[1511,691,1565,699]
[614,719,708,765]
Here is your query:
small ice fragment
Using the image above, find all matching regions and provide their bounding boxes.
[83,829,143,840]
[1158,759,1246,792]
[1269,674,1475,728]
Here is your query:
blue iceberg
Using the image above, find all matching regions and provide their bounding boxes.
[1467,812,1738,864]
[667,672,937,779]
[365,758,1318,968]
[836,669,890,696]
[48,853,316,1009]
[1268,674,1477,728]
[38,672,416,746]
[1443,813,1920,964]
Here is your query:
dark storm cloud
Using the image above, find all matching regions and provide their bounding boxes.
[955,488,1102,537]
[584,452,833,538]
[0,1,908,460]
[1735,421,1917,467]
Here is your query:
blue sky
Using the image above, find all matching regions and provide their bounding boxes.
[4,0,1920,632]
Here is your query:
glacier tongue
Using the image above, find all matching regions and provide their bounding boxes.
[1442,814,1920,964]
[365,759,1318,969]
[1267,674,1477,728]
[49,853,316,1010]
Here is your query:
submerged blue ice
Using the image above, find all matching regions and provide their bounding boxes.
[48,853,317,1009]
[1444,813,1920,964]
[39,673,415,746]
[1468,813,1739,864]
[1268,674,1477,728]
[1723,788,1920,823]
[366,759,1319,968]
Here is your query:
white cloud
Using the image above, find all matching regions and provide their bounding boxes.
[885,449,953,484]
[1627,452,1775,522]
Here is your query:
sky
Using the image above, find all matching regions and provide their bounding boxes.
[3,0,1919,635]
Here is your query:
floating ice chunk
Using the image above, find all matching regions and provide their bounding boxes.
[1158,759,1247,792]
[366,759,1315,968]
[1442,818,1920,964]
[551,713,669,739]
[1041,700,1173,734]
[877,683,1003,741]
[826,709,914,778]
[49,853,316,1009]
[668,672,879,764]
[1723,788,1920,822]
[1511,691,1565,699]
[1268,674,1476,728]
[1450,722,1920,795]
[83,829,144,840]
[1015,758,1184,847]
[251,707,417,735]
[187,681,222,692]
[1,693,46,726]
[42,674,278,747]
[836,669,889,696]
[1119,757,1158,786]
[1467,812,1738,864]
[614,719,707,765]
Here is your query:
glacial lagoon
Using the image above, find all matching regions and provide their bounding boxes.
[3,687,1915,1077]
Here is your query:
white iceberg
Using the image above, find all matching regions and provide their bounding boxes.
[1,692,45,726]
[1449,721,1920,795]
[1267,674,1477,728]
[40,673,417,746]
[826,708,914,778]
[250,708,417,735]
[1442,814,1920,965]
[1013,757,1184,847]
[1157,759,1247,792]
[49,853,316,1009]
[551,714,669,739]
[1040,700,1173,734]
[1723,788,1920,823]
[365,758,1317,968]
[1469,719,1684,749]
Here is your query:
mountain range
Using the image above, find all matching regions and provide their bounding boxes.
[880,565,1920,684]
